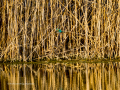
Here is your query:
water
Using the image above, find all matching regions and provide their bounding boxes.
[0,61,120,90]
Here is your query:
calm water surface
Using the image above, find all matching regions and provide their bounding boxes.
[0,61,120,90]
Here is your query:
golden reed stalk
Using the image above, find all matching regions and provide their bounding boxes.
[0,0,120,62]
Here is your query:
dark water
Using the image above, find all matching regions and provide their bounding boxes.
[0,61,120,90]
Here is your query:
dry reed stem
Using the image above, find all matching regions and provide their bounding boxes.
[0,0,120,61]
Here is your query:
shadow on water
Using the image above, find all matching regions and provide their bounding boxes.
[0,60,120,90]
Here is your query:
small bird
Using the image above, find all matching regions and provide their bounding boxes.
[56,28,64,33]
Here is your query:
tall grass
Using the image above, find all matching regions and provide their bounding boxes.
[0,0,120,61]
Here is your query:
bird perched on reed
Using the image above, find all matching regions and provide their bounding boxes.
[56,28,64,33]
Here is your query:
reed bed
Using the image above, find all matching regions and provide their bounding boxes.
[0,0,120,61]
[0,62,120,90]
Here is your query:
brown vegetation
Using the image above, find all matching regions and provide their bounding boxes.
[0,0,120,61]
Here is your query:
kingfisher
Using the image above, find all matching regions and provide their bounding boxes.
[56,28,64,33]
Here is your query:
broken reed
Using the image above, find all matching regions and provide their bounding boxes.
[0,0,120,62]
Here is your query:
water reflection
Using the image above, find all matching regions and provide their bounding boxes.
[0,62,120,90]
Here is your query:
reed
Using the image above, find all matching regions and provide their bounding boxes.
[0,0,120,62]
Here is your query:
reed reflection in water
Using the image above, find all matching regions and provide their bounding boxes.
[0,62,120,90]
